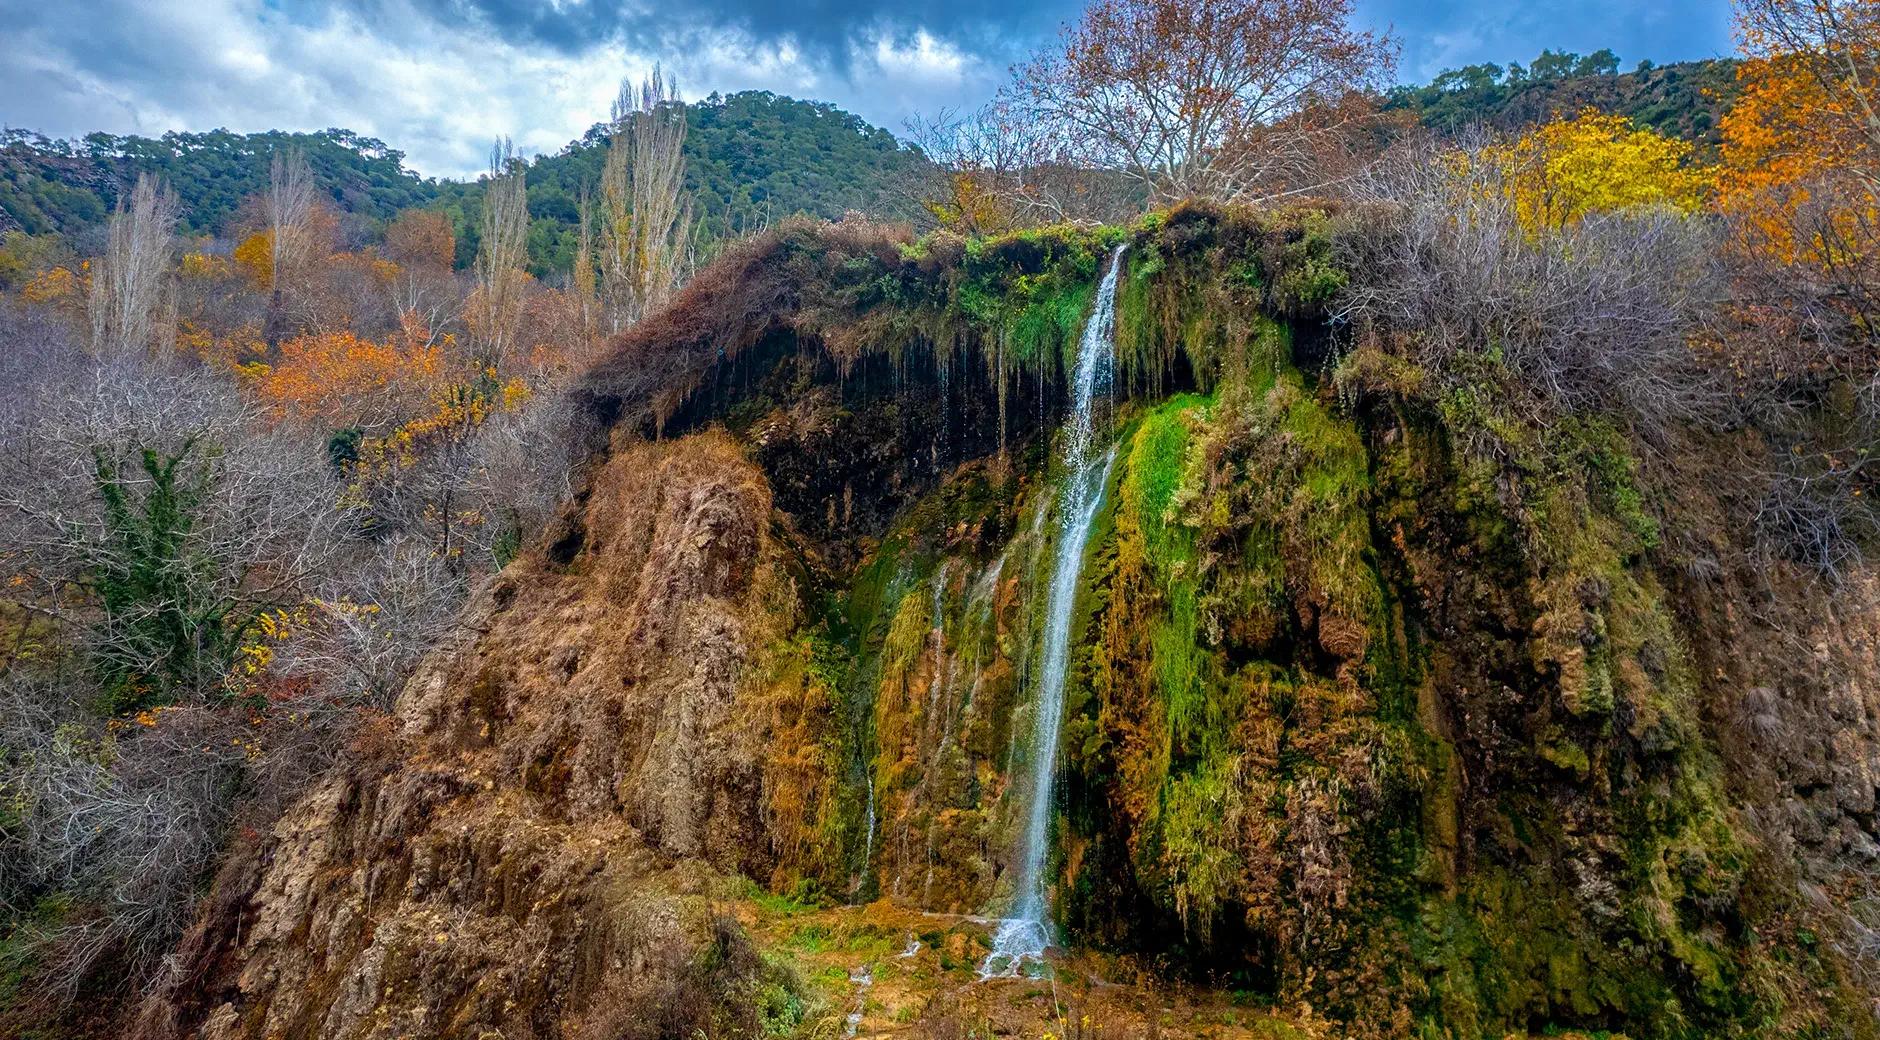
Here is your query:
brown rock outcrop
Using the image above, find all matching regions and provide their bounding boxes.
[143,433,802,1040]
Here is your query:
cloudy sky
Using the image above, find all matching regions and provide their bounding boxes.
[0,0,1735,180]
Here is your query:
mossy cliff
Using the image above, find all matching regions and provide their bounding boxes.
[146,206,1879,1039]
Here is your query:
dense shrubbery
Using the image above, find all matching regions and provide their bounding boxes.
[1337,133,1725,435]
[0,157,590,1022]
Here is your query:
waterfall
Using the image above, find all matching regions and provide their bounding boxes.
[862,771,877,871]
[983,243,1125,976]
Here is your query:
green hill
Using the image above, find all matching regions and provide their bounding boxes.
[1386,50,1740,144]
[430,90,933,276]
[0,127,436,238]
[2,92,932,277]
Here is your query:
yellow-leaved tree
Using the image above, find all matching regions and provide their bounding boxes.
[233,230,274,289]
[1482,109,1711,232]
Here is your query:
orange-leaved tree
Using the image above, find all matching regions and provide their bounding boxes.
[384,209,456,272]
[1721,0,1880,314]
[1714,0,1880,577]
[249,313,451,428]
[233,230,274,289]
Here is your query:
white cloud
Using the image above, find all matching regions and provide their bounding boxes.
[1417,28,1491,80]
[871,29,970,83]
[0,0,1003,179]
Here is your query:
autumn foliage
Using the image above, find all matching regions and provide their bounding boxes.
[233,230,274,288]
[1482,109,1710,232]
[248,315,450,427]
[1009,0,1396,204]
[1720,0,1880,302]
[384,209,456,271]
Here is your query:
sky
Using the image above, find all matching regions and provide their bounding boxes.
[0,0,1737,180]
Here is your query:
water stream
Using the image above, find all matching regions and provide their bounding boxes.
[981,243,1126,976]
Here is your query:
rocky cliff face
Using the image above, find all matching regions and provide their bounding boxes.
[145,434,824,1040]
[146,210,1880,1039]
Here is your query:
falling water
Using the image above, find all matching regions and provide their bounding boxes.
[862,772,877,871]
[982,243,1126,976]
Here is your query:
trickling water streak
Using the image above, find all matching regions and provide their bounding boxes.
[862,772,877,876]
[843,963,873,1037]
[937,346,951,468]
[970,554,1005,610]
[983,244,1126,976]
[916,563,953,901]
[928,561,952,716]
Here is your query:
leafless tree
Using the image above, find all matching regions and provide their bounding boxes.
[262,534,464,711]
[905,102,1140,231]
[263,149,315,349]
[0,343,342,695]
[600,69,694,331]
[472,137,529,372]
[0,678,250,991]
[1741,361,1880,578]
[342,379,588,576]
[574,182,599,347]
[0,341,340,999]
[462,382,589,557]
[266,150,314,286]
[87,174,179,359]
[1336,134,1730,441]
[1007,0,1396,206]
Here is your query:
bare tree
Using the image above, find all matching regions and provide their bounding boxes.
[0,678,251,991]
[574,183,599,348]
[1336,134,1729,438]
[264,149,315,349]
[473,137,530,371]
[600,69,694,332]
[269,534,465,710]
[1008,0,1396,205]
[0,345,341,698]
[462,382,589,559]
[0,325,349,1004]
[87,174,179,359]
[341,378,588,577]
[906,101,1140,231]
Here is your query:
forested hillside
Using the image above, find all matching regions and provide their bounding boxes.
[1386,50,1739,143]
[430,91,931,275]
[1,91,931,276]
[0,128,435,238]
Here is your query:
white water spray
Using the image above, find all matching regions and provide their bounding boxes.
[982,243,1126,976]
[862,772,877,871]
